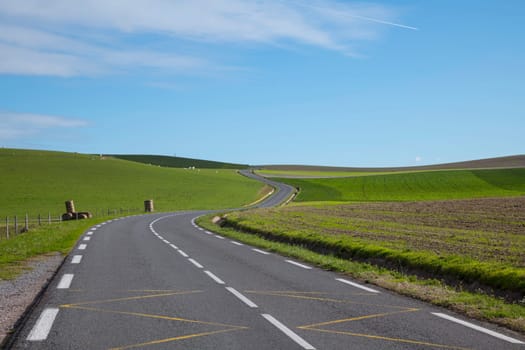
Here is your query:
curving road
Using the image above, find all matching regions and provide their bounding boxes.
[6,172,524,349]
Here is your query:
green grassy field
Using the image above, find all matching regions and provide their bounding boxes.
[278,168,525,202]
[0,148,263,217]
[111,154,248,169]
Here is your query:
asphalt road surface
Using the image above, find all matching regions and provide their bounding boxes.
[6,173,525,349]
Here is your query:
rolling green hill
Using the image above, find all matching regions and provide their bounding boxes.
[110,154,248,169]
[257,154,525,174]
[0,148,263,217]
[279,168,525,202]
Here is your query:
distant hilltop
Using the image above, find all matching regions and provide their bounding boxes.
[109,154,248,169]
[256,155,525,172]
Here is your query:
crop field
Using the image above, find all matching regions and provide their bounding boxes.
[222,196,525,296]
[0,149,263,218]
[277,168,525,202]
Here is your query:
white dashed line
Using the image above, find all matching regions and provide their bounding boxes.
[226,287,258,308]
[215,235,225,240]
[96,225,101,228]
[169,243,179,250]
[57,274,74,289]
[252,248,270,255]
[27,308,60,341]
[158,236,164,240]
[86,231,93,235]
[71,255,82,264]
[91,228,97,231]
[162,239,170,244]
[204,271,225,285]
[432,313,524,344]
[262,314,315,349]
[231,241,244,246]
[198,227,204,231]
[336,278,379,293]
[285,260,312,270]
[206,231,213,235]
[188,258,204,269]
[178,250,189,258]
[78,244,87,250]
[83,236,91,241]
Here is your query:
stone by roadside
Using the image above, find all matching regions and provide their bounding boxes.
[0,253,63,345]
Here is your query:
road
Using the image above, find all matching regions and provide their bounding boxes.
[6,172,525,349]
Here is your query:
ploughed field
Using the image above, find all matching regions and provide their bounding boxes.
[223,195,525,297]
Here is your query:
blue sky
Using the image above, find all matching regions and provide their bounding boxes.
[0,0,523,167]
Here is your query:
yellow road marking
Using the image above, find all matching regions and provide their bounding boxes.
[110,328,247,350]
[61,290,202,308]
[244,290,407,310]
[302,327,471,350]
[298,308,419,329]
[63,305,249,329]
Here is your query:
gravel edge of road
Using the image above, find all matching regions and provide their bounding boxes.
[0,253,65,348]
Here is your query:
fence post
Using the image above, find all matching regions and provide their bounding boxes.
[38,214,41,226]
[15,216,18,234]
[48,212,51,224]
[25,213,29,232]
[5,217,9,239]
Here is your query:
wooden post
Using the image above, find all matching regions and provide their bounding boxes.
[25,214,29,232]
[48,212,51,224]
[5,217,9,239]
[14,216,18,234]
[38,214,41,226]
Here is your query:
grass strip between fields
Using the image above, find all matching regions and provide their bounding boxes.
[196,215,525,334]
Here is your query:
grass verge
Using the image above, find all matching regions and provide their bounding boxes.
[0,216,119,280]
[196,214,525,334]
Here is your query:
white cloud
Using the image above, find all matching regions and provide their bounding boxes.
[415,156,423,162]
[0,0,414,76]
[0,112,88,140]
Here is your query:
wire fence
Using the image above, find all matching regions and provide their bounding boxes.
[0,207,143,240]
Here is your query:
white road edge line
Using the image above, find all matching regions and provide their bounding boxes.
[178,250,189,258]
[431,313,524,344]
[215,235,225,240]
[204,270,225,285]
[86,231,93,235]
[262,314,315,349]
[231,241,244,246]
[27,308,60,341]
[169,243,179,250]
[336,278,380,293]
[252,248,270,255]
[226,287,258,308]
[83,237,91,241]
[188,258,203,269]
[285,260,312,270]
[78,244,87,250]
[71,255,82,264]
[57,274,74,289]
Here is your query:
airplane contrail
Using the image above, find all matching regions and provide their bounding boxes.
[285,0,419,31]
[348,14,419,31]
